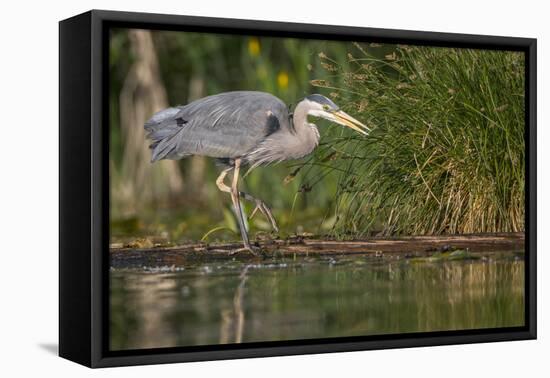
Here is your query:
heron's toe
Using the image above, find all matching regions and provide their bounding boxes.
[230,244,261,256]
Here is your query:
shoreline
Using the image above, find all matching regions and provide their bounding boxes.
[110,232,525,267]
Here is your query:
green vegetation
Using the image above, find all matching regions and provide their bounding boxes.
[109,29,357,242]
[109,30,525,243]
[310,44,525,236]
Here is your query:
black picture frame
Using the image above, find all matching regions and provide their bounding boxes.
[59,9,537,368]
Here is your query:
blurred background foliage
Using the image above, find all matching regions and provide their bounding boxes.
[109,29,525,245]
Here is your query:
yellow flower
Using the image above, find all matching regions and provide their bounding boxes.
[248,38,260,57]
[277,71,289,89]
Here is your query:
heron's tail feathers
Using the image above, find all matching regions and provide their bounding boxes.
[144,107,184,162]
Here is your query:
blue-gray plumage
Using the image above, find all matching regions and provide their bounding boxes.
[145,91,370,254]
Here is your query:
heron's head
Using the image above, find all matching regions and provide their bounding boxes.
[302,94,371,136]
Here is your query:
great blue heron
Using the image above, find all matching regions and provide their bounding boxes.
[145,91,370,253]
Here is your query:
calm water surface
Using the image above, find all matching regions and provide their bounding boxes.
[110,252,524,350]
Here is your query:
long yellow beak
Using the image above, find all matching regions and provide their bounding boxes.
[332,110,371,136]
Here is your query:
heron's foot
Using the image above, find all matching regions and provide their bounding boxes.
[260,203,279,233]
[249,204,261,220]
[230,243,261,256]
[247,199,279,233]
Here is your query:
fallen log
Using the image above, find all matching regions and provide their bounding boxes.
[110,233,525,268]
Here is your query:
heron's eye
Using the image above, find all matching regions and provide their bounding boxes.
[323,104,330,111]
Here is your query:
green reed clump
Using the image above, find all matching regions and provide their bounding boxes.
[311,44,525,236]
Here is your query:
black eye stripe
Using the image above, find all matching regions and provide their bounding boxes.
[305,94,339,110]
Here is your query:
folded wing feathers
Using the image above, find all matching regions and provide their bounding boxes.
[144,91,289,163]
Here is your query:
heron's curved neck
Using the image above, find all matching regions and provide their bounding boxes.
[292,100,320,146]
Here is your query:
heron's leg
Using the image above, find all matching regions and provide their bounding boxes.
[215,166,232,194]
[239,191,279,233]
[229,159,253,253]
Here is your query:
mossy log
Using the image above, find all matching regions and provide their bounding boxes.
[110,233,524,268]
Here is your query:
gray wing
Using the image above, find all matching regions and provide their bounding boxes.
[145,91,289,162]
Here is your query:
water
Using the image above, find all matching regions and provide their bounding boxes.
[110,252,524,351]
